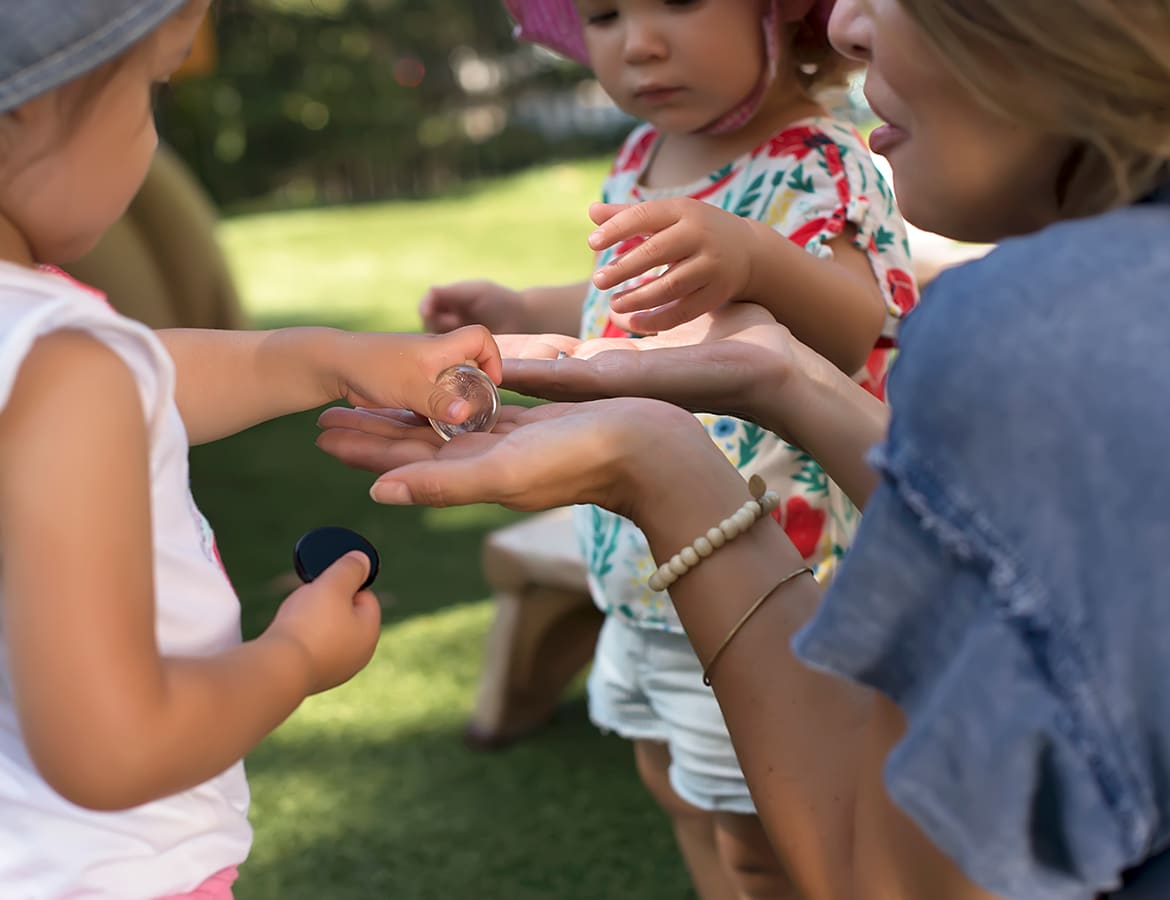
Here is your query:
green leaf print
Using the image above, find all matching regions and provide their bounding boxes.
[787,163,815,194]
[734,173,766,218]
[738,422,766,467]
[874,226,896,252]
[711,162,734,183]
[588,506,622,579]
[791,452,829,495]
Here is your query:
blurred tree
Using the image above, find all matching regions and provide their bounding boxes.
[161,0,622,209]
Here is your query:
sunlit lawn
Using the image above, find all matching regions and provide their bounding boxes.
[192,159,694,899]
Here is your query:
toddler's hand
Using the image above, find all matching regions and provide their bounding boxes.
[588,199,756,334]
[419,280,530,335]
[331,325,503,429]
[266,551,382,695]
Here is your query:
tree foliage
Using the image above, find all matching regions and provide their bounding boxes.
[162,0,622,209]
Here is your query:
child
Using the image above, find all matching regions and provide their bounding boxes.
[419,1,918,896]
[0,2,501,897]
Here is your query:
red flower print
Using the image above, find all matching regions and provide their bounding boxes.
[616,129,659,175]
[788,216,832,249]
[885,267,918,315]
[764,125,831,161]
[615,235,646,257]
[601,319,630,338]
[770,497,827,560]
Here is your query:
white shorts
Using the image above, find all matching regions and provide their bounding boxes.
[587,615,757,815]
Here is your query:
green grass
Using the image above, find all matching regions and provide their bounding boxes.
[195,160,694,899]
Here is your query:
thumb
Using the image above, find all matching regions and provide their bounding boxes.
[314,550,373,595]
[424,383,472,425]
[371,458,500,508]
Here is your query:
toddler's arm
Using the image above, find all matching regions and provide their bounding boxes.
[0,332,380,810]
[159,324,500,444]
[588,199,887,376]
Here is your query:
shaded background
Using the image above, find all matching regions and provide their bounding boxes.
[162,0,629,210]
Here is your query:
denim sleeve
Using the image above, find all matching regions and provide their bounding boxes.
[794,457,1136,899]
[792,189,1170,898]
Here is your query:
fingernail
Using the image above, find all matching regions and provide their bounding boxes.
[371,481,411,504]
[446,398,469,421]
[588,230,603,249]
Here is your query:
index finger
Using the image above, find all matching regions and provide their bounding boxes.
[587,200,681,252]
[444,324,503,383]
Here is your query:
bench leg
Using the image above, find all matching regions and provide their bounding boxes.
[465,586,603,750]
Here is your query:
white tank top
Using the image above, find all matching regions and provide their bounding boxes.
[0,264,251,898]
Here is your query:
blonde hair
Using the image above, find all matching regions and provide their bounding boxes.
[897,0,1170,216]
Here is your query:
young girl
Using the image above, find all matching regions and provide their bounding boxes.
[419,1,916,896]
[326,0,1170,895]
[0,2,500,897]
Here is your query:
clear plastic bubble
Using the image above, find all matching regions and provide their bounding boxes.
[428,364,500,441]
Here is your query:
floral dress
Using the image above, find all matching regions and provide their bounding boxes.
[575,117,919,633]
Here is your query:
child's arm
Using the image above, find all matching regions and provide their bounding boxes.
[158,324,501,445]
[420,279,589,337]
[0,332,380,810]
[588,199,887,376]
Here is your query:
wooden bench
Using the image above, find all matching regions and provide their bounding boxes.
[465,507,602,750]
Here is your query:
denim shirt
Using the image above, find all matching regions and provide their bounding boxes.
[793,182,1170,900]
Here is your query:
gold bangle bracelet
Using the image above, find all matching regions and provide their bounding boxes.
[701,565,815,686]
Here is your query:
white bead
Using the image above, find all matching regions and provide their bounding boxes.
[648,572,666,591]
[668,555,689,577]
[659,566,678,586]
[743,500,761,518]
[694,537,714,557]
[707,527,726,548]
[761,491,780,512]
[720,518,740,540]
[733,507,755,530]
[680,546,701,567]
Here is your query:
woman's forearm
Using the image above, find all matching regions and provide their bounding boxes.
[624,440,868,899]
[753,341,889,509]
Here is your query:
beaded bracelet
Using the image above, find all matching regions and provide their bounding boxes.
[647,474,781,592]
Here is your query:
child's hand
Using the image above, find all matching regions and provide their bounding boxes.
[266,551,382,695]
[419,280,530,334]
[588,199,757,334]
[332,325,504,428]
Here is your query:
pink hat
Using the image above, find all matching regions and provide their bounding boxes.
[503,0,835,66]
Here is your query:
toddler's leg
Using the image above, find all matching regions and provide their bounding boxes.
[634,740,738,900]
[715,812,802,900]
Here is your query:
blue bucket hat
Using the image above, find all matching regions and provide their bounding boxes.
[0,0,188,114]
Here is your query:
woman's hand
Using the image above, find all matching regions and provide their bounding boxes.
[498,303,801,432]
[496,303,890,509]
[316,398,714,519]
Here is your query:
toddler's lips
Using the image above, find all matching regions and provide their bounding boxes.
[635,86,684,105]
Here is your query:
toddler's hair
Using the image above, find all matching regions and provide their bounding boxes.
[899,0,1170,214]
[789,7,858,96]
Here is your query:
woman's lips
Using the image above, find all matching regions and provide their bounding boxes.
[868,122,909,156]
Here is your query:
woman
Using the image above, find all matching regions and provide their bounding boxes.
[318,0,1170,897]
